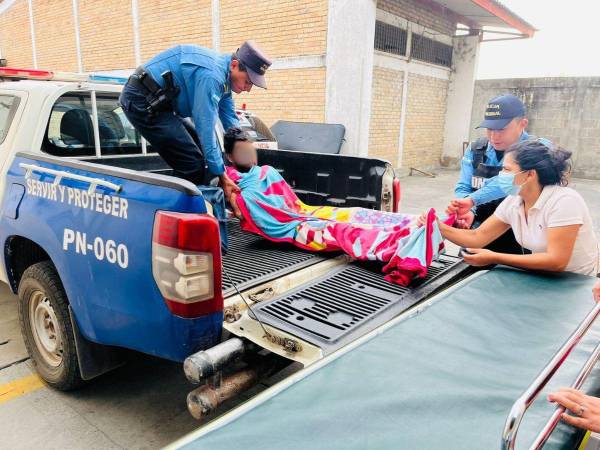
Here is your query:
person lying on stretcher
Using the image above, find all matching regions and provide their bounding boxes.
[222,127,450,286]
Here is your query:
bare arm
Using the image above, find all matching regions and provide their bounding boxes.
[439,214,510,248]
[489,224,579,271]
[593,281,600,302]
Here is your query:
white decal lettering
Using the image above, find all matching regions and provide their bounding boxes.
[111,196,119,217]
[25,179,128,220]
[62,228,129,269]
[63,228,75,250]
[74,189,81,207]
[76,232,87,255]
[120,198,128,219]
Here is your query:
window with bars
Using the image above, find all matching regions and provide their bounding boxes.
[410,33,453,68]
[374,20,408,57]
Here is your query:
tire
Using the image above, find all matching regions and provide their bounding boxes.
[18,261,83,390]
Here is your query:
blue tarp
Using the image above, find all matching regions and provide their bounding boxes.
[174,267,600,450]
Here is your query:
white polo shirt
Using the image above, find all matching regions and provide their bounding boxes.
[494,185,599,276]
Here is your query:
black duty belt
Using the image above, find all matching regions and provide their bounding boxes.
[126,67,160,94]
[126,66,180,114]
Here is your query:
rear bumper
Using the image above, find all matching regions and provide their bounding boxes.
[79,307,224,363]
[162,312,224,362]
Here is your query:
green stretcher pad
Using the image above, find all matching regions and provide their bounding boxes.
[172,267,600,450]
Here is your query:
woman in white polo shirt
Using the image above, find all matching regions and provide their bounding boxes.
[434,139,599,276]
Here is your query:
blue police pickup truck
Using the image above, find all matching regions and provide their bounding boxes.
[0,67,419,391]
[4,70,600,450]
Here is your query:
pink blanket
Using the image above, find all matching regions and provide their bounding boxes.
[227,165,452,286]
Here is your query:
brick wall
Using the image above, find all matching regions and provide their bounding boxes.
[0,0,34,68]
[32,0,78,71]
[234,67,326,126]
[0,0,329,69]
[377,0,456,35]
[139,0,212,62]
[79,0,135,71]
[368,67,404,164]
[402,73,449,169]
[219,0,328,57]
[0,0,328,126]
[370,2,454,170]
[0,0,454,172]
[219,0,329,128]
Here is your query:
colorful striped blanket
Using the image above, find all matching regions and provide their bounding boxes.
[227,165,451,286]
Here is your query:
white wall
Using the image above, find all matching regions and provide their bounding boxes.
[441,33,481,165]
[325,0,377,156]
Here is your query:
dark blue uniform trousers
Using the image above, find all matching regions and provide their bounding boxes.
[119,83,207,185]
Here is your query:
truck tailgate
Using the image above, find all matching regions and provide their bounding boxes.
[170,268,600,450]
[253,254,470,354]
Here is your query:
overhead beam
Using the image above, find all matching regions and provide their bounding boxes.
[419,0,480,30]
[469,0,536,37]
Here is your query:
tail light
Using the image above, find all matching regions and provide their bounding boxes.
[393,178,401,213]
[152,211,223,318]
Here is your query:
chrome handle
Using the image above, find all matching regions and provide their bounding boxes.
[19,163,121,195]
[501,302,600,450]
[529,341,600,449]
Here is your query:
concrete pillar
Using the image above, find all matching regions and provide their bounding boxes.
[441,33,481,166]
[325,0,377,156]
[131,0,141,67]
[211,0,220,52]
[72,0,83,72]
[26,0,37,69]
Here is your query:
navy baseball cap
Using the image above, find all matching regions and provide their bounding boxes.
[236,41,272,89]
[477,94,526,130]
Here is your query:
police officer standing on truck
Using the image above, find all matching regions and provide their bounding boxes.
[119,41,271,212]
[446,94,545,253]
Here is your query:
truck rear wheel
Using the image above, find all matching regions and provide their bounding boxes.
[18,261,83,390]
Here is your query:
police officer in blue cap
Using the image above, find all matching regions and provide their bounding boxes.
[447,94,541,253]
[119,41,271,214]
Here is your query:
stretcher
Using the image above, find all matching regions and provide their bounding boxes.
[169,267,600,450]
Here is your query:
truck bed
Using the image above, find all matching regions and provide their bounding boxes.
[84,156,460,317]
[222,220,332,296]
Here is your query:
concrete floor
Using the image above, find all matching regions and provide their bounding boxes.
[1,169,599,449]
[0,280,200,449]
[400,168,600,236]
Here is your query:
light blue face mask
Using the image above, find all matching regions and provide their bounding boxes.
[497,170,526,196]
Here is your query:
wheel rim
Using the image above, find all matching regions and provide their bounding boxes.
[29,290,63,367]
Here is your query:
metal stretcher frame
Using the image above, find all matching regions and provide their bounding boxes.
[501,302,600,450]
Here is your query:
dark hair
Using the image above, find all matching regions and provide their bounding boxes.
[231,52,247,72]
[224,127,249,154]
[505,138,572,186]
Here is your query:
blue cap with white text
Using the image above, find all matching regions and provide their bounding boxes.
[477,94,526,130]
